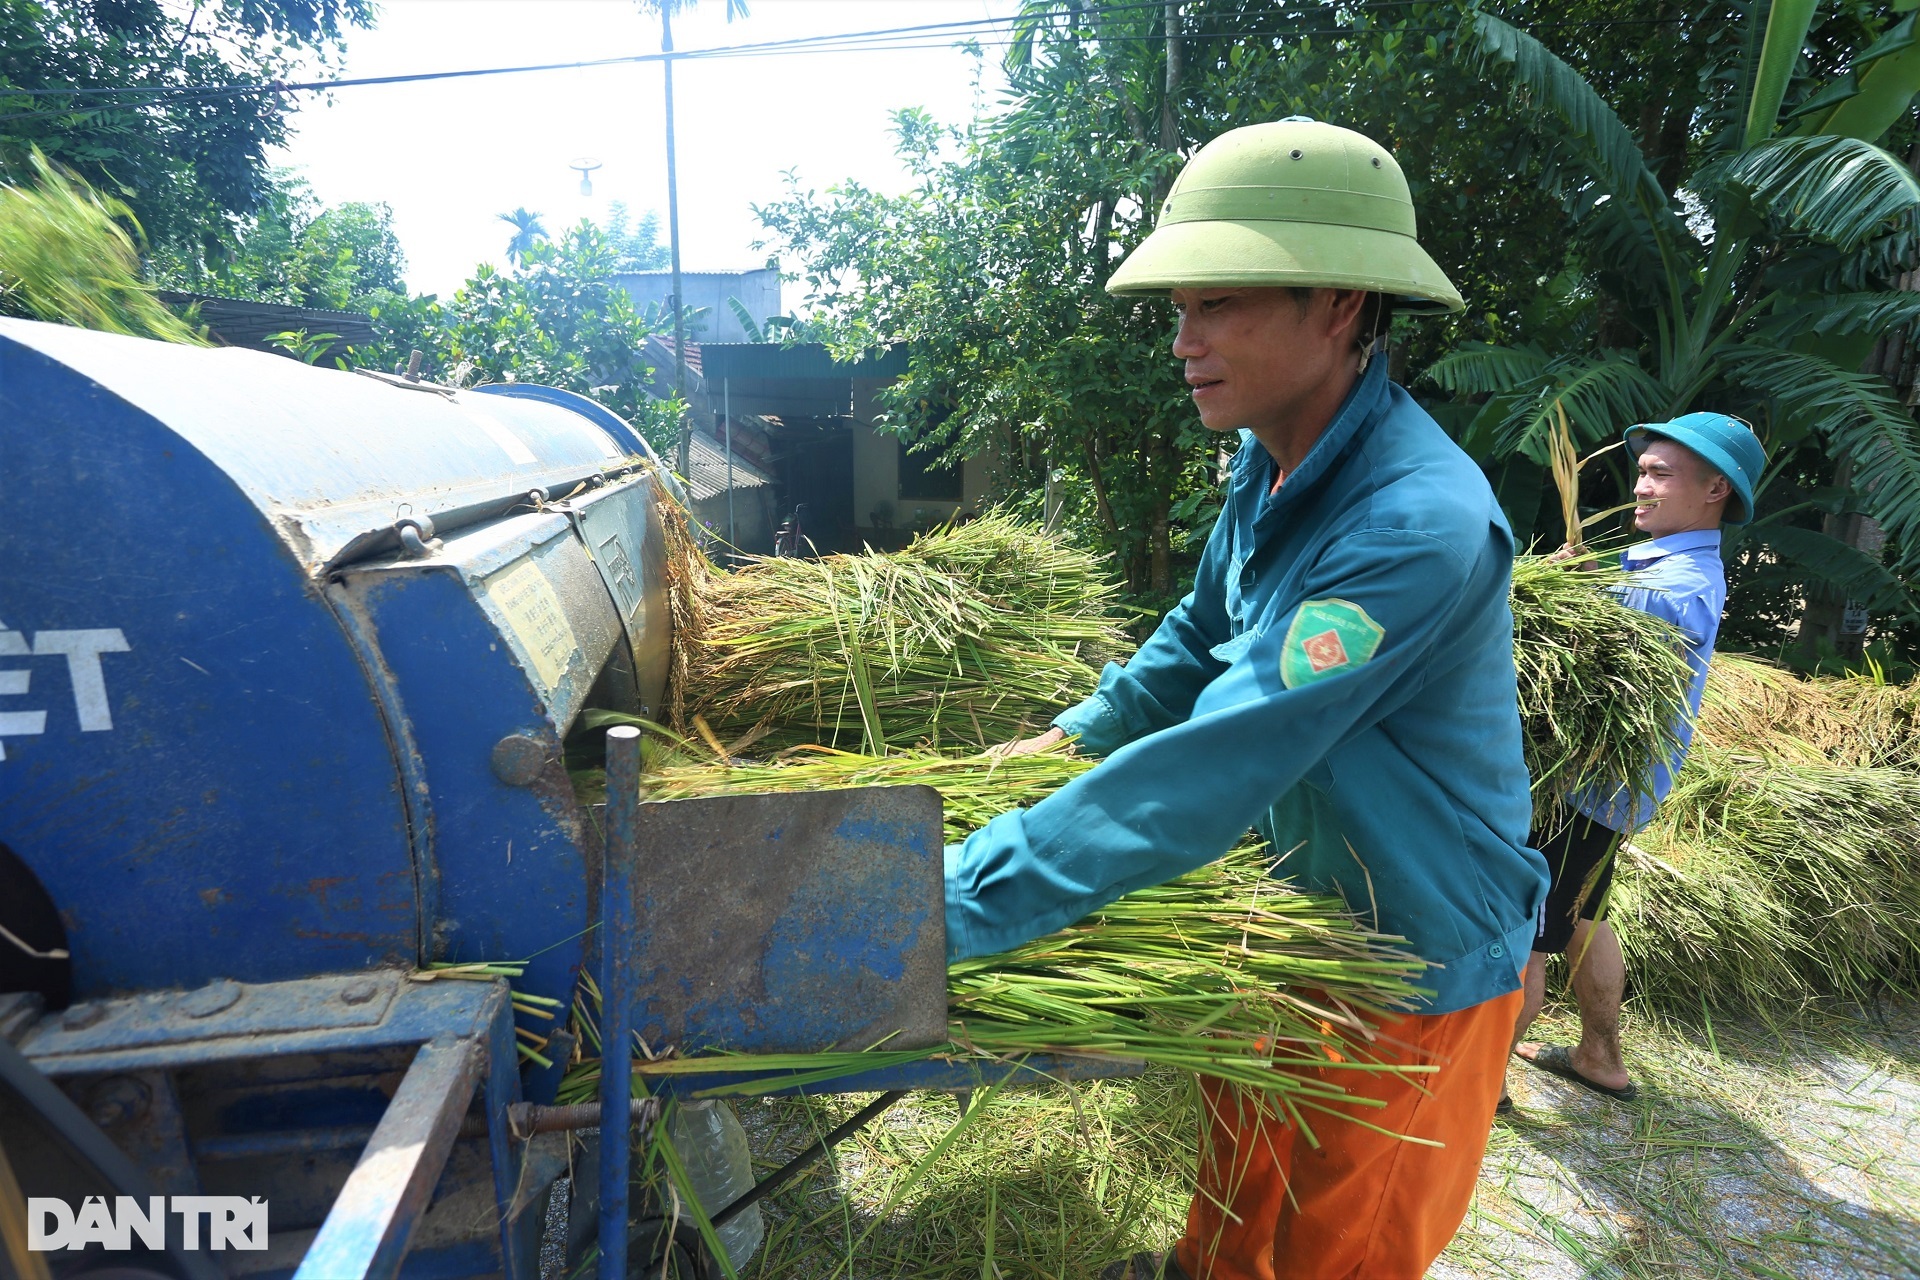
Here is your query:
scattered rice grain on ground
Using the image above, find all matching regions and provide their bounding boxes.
[695,1003,1920,1279]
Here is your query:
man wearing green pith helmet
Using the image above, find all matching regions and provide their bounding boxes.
[943,119,1548,1279]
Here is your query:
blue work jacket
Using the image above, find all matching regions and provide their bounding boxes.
[943,359,1548,1014]
[1573,529,1726,833]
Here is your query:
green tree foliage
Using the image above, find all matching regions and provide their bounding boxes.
[361,222,679,455]
[603,200,671,271]
[759,1,1574,604]
[1427,5,1920,648]
[0,150,202,342]
[758,5,1207,602]
[767,0,1920,654]
[762,99,1198,602]
[154,175,405,311]
[0,1,375,262]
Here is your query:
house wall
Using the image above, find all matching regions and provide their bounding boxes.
[851,380,1000,547]
[691,485,777,560]
[616,268,782,342]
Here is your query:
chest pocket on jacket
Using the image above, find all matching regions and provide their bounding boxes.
[1209,630,1257,666]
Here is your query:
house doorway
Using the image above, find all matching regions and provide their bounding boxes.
[770,423,855,554]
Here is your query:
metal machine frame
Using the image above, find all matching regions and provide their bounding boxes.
[0,319,1134,1279]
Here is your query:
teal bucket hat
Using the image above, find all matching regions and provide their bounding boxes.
[1624,412,1767,526]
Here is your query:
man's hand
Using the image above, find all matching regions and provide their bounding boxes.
[990,726,1067,759]
[1547,542,1605,571]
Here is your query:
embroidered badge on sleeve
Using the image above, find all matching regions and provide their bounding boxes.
[1280,598,1386,688]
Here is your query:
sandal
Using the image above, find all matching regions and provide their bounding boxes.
[1521,1044,1639,1100]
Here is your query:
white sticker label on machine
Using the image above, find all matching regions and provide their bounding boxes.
[484,560,580,691]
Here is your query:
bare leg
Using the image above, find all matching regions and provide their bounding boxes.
[1510,951,1548,1056]
[1562,918,1630,1089]
[1501,952,1550,1106]
[1513,923,1631,1091]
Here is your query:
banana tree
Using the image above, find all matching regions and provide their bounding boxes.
[1428,3,1920,617]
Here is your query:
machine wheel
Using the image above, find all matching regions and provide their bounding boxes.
[626,1218,720,1280]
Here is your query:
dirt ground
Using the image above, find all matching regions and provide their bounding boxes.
[543,1000,1920,1278]
[1438,1002,1920,1279]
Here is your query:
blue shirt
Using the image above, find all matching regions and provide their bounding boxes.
[1572,529,1726,833]
[942,360,1548,1014]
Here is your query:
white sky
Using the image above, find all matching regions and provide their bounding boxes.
[274,0,1017,298]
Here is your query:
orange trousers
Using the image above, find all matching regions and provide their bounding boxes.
[1174,988,1521,1280]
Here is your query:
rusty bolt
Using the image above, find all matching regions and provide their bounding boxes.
[491,734,549,787]
[340,978,380,1006]
[85,1076,151,1129]
[61,1003,106,1031]
[179,979,242,1019]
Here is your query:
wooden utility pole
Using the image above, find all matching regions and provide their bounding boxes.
[663,3,691,481]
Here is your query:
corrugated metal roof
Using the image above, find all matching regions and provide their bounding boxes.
[684,429,771,502]
[699,342,909,382]
[158,292,376,354]
[617,268,775,279]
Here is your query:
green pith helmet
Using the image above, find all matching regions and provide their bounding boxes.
[1106,118,1463,313]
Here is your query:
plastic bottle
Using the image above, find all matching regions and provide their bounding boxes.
[665,1097,764,1269]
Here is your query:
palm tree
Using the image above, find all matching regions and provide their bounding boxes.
[1429,5,1920,615]
[498,207,548,266]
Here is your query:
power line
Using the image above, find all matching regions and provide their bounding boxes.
[2,0,1495,101]
[0,0,1156,97]
[0,1,1687,127]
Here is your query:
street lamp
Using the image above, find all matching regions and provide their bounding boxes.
[569,157,602,197]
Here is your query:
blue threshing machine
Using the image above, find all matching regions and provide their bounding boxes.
[0,318,1119,1280]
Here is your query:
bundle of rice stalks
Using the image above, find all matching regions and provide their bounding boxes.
[941,847,1430,1113]
[663,506,1134,754]
[594,745,1430,1120]
[1509,556,1696,819]
[899,512,1136,668]
[1613,743,1920,1011]
[645,740,1098,833]
[1608,827,1806,1012]
[1825,679,1920,770]
[1699,652,1920,770]
[1695,654,1840,764]
[668,508,1689,783]
[0,151,206,343]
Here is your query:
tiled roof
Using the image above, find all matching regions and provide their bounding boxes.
[652,336,703,378]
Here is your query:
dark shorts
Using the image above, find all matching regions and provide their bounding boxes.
[1531,814,1621,955]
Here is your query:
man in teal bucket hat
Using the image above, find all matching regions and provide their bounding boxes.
[1509,411,1766,1108]
[943,117,1546,1279]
